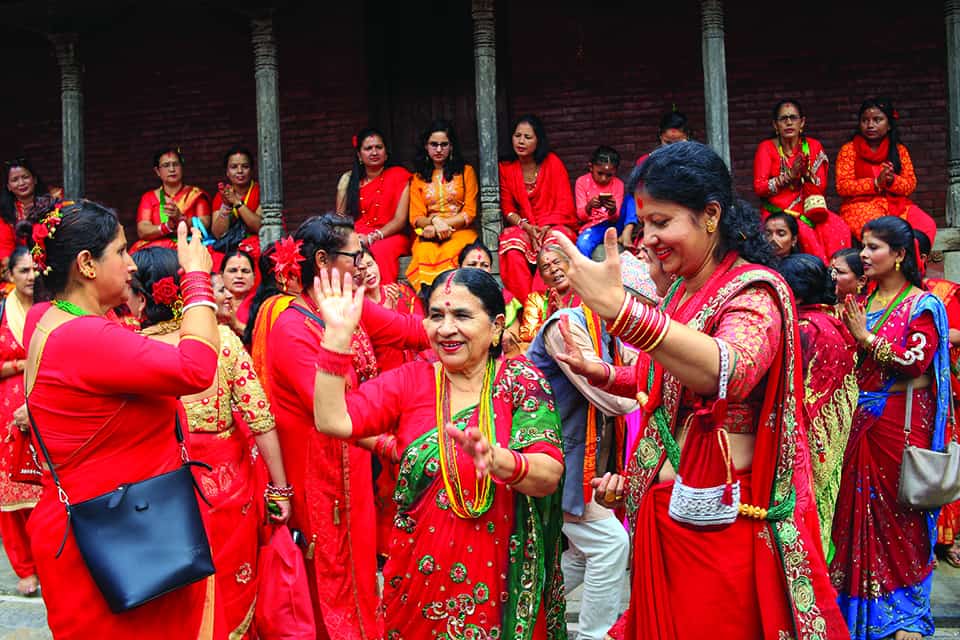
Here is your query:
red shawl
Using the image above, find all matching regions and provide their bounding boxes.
[499,153,576,228]
[852,135,909,217]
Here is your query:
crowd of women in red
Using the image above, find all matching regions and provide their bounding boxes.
[0,91,953,640]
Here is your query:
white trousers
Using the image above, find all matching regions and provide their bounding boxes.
[561,515,630,640]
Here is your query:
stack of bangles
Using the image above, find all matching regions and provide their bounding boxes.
[369,229,384,243]
[492,448,529,486]
[863,333,894,364]
[316,344,353,377]
[374,433,400,463]
[606,293,671,352]
[265,483,293,503]
[180,271,218,313]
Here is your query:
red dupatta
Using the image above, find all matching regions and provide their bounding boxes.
[355,166,411,234]
[499,153,576,228]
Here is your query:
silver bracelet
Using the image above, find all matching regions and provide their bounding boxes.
[182,301,218,314]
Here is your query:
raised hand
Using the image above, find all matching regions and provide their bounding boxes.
[548,227,626,319]
[444,423,496,477]
[842,293,869,343]
[553,314,591,377]
[176,220,212,273]
[315,268,365,352]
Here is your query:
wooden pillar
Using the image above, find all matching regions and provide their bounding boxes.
[472,0,502,272]
[53,33,84,199]
[252,14,284,246]
[943,1,960,279]
[701,0,730,168]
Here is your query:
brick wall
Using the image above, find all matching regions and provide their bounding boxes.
[0,0,950,243]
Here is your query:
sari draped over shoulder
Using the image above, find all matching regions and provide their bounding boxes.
[830,291,951,640]
[250,293,295,401]
[345,357,567,639]
[796,305,858,558]
[616,253,848,640]
[753,137,851,262]
[131,185,211,253]
[355,166,412,285]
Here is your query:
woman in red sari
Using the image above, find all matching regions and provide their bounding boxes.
[221,248,257,330]
[22,200,220,639]
[336,127,411,285]
[549,141,848,640]
[266,214,429,640]
[779,253,858,559]
[311,266,566,639]
[754,99,852,263]
[836,97,937,244]
[499,114,577,302]
[833,216,950,640]
[133,247,290,639]
[211,146,262,262]
[0,246,41,595]
[132,147,212,253]
[0,158,63,263]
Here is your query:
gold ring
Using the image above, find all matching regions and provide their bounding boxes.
[603,490,617,503]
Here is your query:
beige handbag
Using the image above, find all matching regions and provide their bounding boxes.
[897,379,960,509]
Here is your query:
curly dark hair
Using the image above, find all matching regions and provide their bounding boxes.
[635,141,777,268]
[779,253,836,306]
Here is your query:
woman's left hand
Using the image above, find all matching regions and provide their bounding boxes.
[12,404,27,433]
[269,499,292,524]
[314,268,365,352]
[433,218,454,241]
[444,424,496,477]
[842,293,869,343]
[547,227,626,319]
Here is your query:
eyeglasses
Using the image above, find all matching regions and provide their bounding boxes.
[332,249,364,266]
[158,161,182,169]
[428,141,451,149]
[777,114,802,123]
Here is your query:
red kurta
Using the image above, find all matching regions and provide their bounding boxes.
[355,166,412,285]
[23,303,219,640]
[498,153,577,302]
[753,137,851,263]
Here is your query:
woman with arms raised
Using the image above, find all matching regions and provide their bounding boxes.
[547,141,848,640]
[21,200,220,638]
[311,265,566,639]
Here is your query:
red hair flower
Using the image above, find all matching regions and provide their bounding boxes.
[351,135,358,148]
[30,200,70,276]
[892,110,899,120]
[32,223,49,243]
[151,276,180,306]
[269,236,304,286]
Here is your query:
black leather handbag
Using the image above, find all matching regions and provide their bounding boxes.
[27,405,216,613]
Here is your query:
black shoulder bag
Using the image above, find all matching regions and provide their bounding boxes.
[27,404,216,613]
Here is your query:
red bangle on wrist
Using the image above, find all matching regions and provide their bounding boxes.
[316,345,353,378]
[492,448,529,486]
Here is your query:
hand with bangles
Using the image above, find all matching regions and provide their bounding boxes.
[591,472,626,509]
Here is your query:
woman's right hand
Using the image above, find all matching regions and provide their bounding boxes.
[163,200,182,226]
[591,472,626,509]
[553,314,607,384]
[176,221,212,273]
[548,227,626,320]
[315,268,365,352]
[433,217,453,241]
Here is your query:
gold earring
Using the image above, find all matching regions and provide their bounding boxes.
[857,283,864,294]
[895,259,902,272]
[82,267,96,279]
[705,218,718,234]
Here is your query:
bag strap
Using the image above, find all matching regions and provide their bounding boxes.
[903,379,915,447]
[289,304,326,328]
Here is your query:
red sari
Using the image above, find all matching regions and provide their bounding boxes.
[23,304,218,639]
[754,137,852,262]
[354,166,412,285]
[131,185,212,253]
[830,291,950,639]
[612,254,848,640]
[0,294,40,579]
[266,297,429,640]
[796,305,858,557]
[835,136,937,242]
[211,181,262,260]
[498,153,577,302]
[346,357,566,639]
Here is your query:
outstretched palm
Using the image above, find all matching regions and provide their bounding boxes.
[314,268,365,350]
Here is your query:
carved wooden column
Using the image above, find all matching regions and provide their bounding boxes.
[472,0,502,272]
[942,0,960,279]
[701,0,730,167]
[53,33,84,199]
[252,14,284,246]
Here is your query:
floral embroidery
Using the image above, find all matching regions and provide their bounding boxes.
[235,562,253,584]
[450,562,468,583]
[419,555,436,575]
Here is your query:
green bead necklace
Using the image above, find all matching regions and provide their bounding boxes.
[53,299,90,317]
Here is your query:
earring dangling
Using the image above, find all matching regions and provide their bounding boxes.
[895,259,902,272]
[492,331,501,348]
[705,217,718,234]
[857,283,863,294]
[82,268,96,279]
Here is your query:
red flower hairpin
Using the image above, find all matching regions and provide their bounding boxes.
[351,135,358,148]
[30,200,71,276]
[892,110,899,120]
[270,236,304,285]
[151,276,184,318]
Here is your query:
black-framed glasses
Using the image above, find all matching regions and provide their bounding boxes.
[428,141,451,149]
[332,249,364,266]
[777,114,801,123]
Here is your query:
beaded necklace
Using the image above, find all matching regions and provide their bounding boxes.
[435,358,496,519]
[53,299,90,316]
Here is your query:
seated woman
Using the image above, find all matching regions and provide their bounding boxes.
[498,114,577,302]
[0,157,63,262]
[764,211,800,259]
[336,128,411,284]
[778,253,857,559]
[546,141,847,639]
[517,243,581,346]
[132,147,212,253]
[311,266,566,638]
[134,247,290,639]
[754,99,851,263]
[635,109,691,168]
[211,146,262,262]
[405,119,478,292]
[836,97,937,244]
[575,146,624,258]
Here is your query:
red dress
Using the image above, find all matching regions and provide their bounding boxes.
[498,153,577,302]
[131,185,212,253]
[0,294,41,579]
[354,166,412,285]
[23,304,219,639]
[266,297,429,640]
[753,137,852,263]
